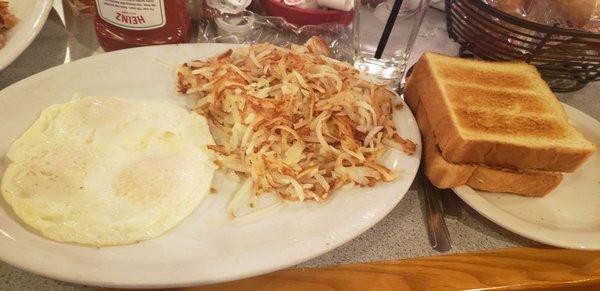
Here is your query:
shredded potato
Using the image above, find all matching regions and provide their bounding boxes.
[0,1,18,49]
[177,39,416,216]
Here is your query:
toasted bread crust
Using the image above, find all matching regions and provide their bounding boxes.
[440,137,594,172]
[410,53,595,172]
[405,79,475,188]
[466,167,562,197]
[403,75,420,114]
[424,134,476,189]
[410,55,462,157]
[404,78,562,196]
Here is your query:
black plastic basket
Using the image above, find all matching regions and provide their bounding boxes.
[445,0,600,92]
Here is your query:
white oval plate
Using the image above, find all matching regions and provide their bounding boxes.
[0,44,421,287]
[0,0,53,70]
[453,104,600,250]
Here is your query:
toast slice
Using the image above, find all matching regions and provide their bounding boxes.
[408,53,595,172]
[405,78,563,197]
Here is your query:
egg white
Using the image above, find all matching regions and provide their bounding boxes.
[1,96,215,246]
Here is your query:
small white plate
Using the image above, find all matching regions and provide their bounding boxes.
[0,0,53,70]
[453,104,600,250]
[0,44,421,287]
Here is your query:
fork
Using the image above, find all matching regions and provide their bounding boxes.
[419,167,452,252]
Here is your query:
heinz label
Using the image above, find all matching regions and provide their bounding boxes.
[95,0,166,30]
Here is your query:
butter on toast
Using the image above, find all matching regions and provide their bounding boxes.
[405,76,563,196]
[408,53,595,172]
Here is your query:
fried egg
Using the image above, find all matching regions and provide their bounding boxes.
[1,96,215,246]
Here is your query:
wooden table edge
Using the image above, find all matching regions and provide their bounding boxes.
[155,247,600,290]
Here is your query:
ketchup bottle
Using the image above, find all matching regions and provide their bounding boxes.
[93,0,191,51]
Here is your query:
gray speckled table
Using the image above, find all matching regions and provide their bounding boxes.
[0,2,598,290]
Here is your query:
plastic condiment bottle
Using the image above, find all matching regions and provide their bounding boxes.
[93,0,191,51]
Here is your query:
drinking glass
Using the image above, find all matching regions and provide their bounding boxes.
[352,0,430,86]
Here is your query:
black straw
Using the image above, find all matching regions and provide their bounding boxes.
[374,0,405,59]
